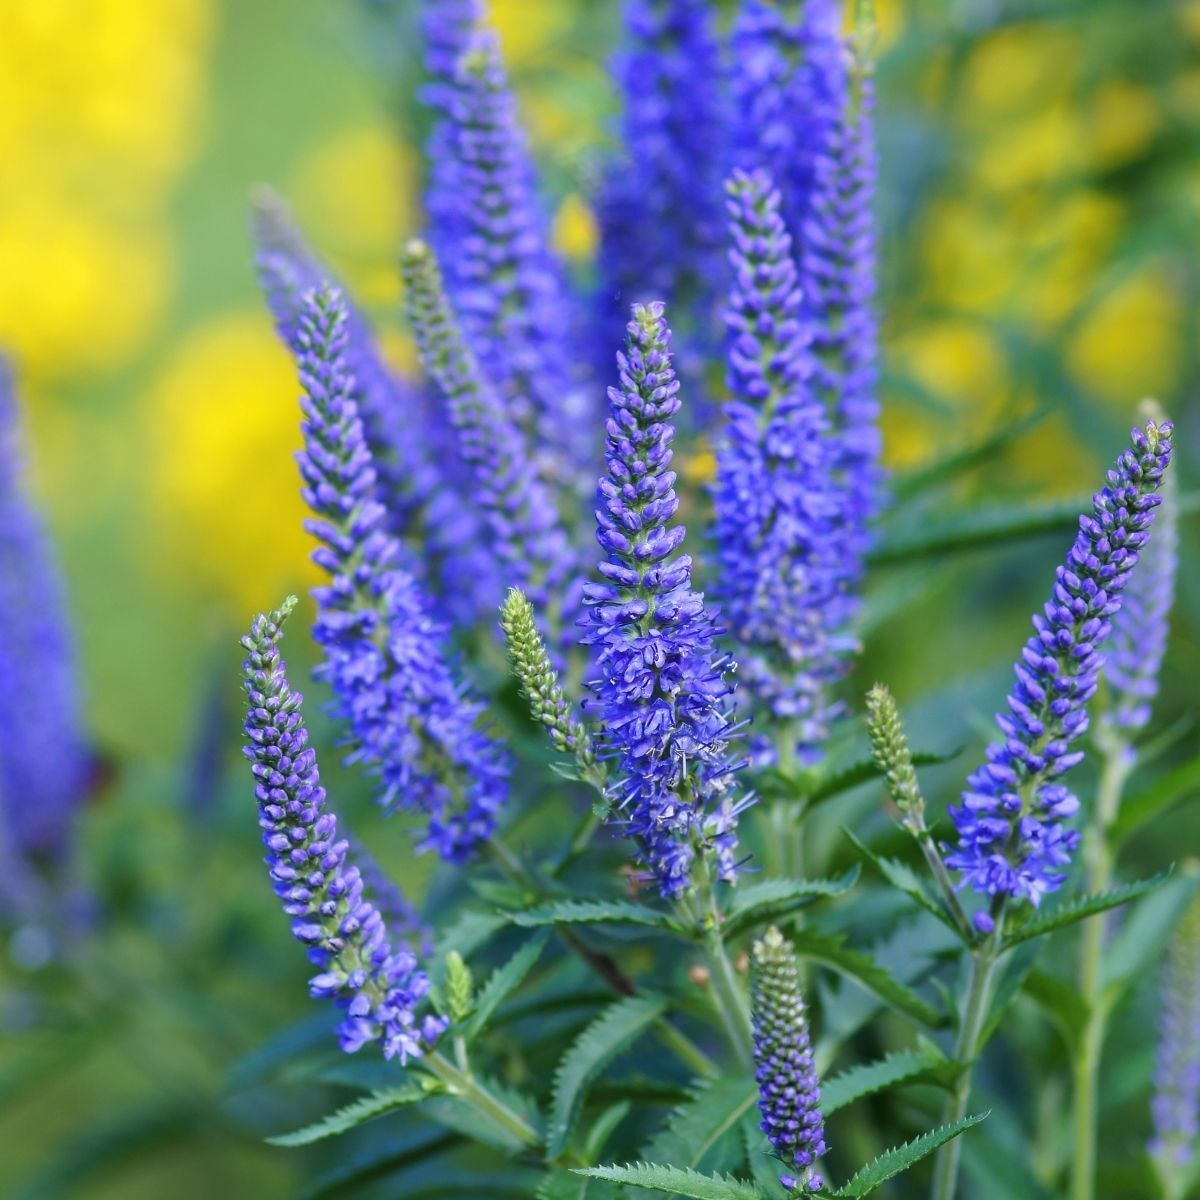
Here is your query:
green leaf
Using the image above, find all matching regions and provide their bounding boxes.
[266,1084,429,1147]
[538,1169,615,1200]
[980,939,1042,1048]
[892,410,1049,501]
[420,1075,540,1155]
[297,1129,458,1200]
[722,868,860,938]
[547,995,668,1159]
[1002,870,1173,949]
[430,910,508,989]
[1102,868,1200,1000]
[804,750,961,809]
[641,1077,759,1170]
[1110,754,1200,845]
[843,831,961,936]
[508,900,677,932]
[573,1163,767,1199]
[788,930,946,1028]
[822,1047,947,1115]
[826,1114,988,1197]
[870,497,1087,566]
[1021,970,1087,1052]
[462,932,549,1043]
[583,1101,632,1163]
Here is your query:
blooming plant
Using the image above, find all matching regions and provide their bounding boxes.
[228,2,1196,1197]
[2,2,1194,1199]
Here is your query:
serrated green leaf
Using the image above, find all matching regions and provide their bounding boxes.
[822,1047,947,1115]
[538,1168,616,1200]
[641,1077,759,1169]
[788,930,946,1028]
[573,1163,767,1199]
[548,995,668,1159]
[1102,868,1200,1000]
[740,1112,784,1194]
[980,939,1042,1049]
[508,900,676,932]
[722,869,860,938]
[462,931,549,1043]
[827,1113,988,1197]
[1110,755,1200,845]
[297,1128,458,1200]
[1002,870,1173,949]
[265,1084,429,1147]
[583,1100,632,1163]
[843,831,962,936]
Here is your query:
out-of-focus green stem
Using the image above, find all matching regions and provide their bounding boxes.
[1071,744,1132,1200]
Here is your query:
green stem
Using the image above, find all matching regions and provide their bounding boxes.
[1071,744,1131,1200]
[930,910,1006,1200]
[423,1050,540,1148]
[654,1017,720,1079]
[915,828,975,944]
[702,925,754,1068]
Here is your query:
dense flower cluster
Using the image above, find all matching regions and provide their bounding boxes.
[751,926,827,1194]
[0,358,88,868]
[419,5,591,480]
[240,599,444,1061]
[714,168,844,761]
[401,239,574,629]
[584,302,745,898]
[1150,897,1200,1169]
[947,420,1175,904]
[597,0,726,371]
[1100,407,1179,739]
[293,285,509,861]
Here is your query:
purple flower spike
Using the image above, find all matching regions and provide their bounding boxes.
[947,420,1175,905]
[240,599,446,1062]
[584,302,747,899]
[752,926,827,1194]
[420,11,593,480]
[1150,898,1200,1172]
[0,358,89,870]
[292,285,510,861]
[596,0,726,377]
[801,25,882,608]
[1100,403,1179,740]
[714,168,847,763]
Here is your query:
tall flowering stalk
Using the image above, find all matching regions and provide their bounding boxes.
[1150,898,1200,1192]
[1074,402,1181,1200]
[947,420,1175,907]
[597,0,726,375]
[714,168,845,764]
[401,239,575,633]
[800,9,881,598]
[419,10,591,479]
[934,418,1175,1200]
[0,358,88,873]
[751,926,828,1194]
[240,598,444,1062]
[292,285,510,861]
[584,301,746,901]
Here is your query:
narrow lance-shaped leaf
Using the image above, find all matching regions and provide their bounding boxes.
[547,995,667,1159]
[572,1162,767,1199]
[722,868,860,938]
[462,931,550,1042]
[266,1084,430,1147]
[821,1046,949,1116]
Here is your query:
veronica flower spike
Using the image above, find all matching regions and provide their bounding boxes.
[1099,399,1180,744]
[0,357,89,871]
[293,284,510,862]
[401,239,575,634]
[584,301,748,900]
[1150,897,1200,1186]
[240,598,445,1063]
[715,168,845,764]
[947,419,1174,908]
[420,13,591,480]
[751,926,828,1194]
